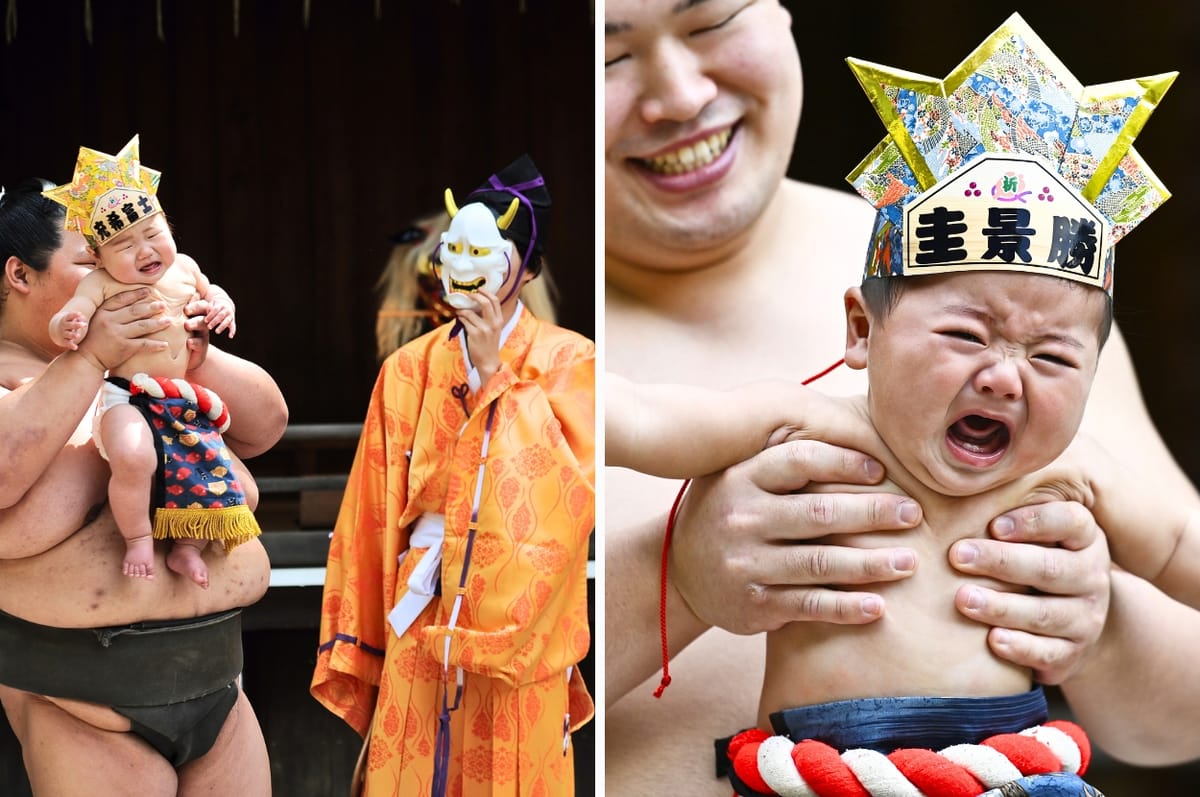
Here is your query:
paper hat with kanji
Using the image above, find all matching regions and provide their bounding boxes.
[43,135,164,249]
[846,13,1175,293]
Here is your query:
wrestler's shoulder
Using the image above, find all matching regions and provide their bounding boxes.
[0,342,47,391]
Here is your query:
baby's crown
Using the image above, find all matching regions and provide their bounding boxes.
[846,12,1176,294]
[43,134,164,250]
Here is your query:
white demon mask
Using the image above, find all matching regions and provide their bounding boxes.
[437,189,520,309]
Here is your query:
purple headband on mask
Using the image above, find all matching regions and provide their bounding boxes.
[467,172,545,305]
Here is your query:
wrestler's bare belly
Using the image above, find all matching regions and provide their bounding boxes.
[0,514,269,628]
[0,433,269,759]
[0,430,269,628]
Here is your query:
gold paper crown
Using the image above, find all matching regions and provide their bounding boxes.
[43,135,163,249]
[846,13,1176,293]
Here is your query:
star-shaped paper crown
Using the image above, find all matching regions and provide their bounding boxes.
[43,135,163,249]
[846,13,1176,293]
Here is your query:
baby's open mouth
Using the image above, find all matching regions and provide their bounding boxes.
[449,277,486,293]
[948,414,1011,458]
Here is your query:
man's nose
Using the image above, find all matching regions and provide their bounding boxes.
[637,39,717,125]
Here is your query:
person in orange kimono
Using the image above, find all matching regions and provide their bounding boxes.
[372,210,561,361]
[312,154,595,797]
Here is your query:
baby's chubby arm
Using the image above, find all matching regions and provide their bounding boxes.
[179,253,236,338]
[47,271,107,350]
[1079,434,1200,610]
[606,372,820,479]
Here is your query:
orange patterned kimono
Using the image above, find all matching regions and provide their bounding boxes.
[312,307,595,796]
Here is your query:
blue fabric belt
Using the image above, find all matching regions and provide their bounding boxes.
[769,687,1049,753]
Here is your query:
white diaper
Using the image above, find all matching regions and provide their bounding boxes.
[92,379,133,461]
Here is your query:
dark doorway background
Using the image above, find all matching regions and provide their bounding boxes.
[0,2,596,795]
[0,0,595,424]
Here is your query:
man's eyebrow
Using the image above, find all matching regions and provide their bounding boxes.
[605,0,711,36]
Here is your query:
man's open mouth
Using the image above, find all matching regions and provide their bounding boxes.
[638,127,733,175]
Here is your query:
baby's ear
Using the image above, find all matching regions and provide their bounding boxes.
[843,286,871,370]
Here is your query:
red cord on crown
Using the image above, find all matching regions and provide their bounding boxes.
[652,359,845,698]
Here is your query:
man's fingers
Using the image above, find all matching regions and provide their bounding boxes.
[730,441,923,538]
[950,537,1107,596]
[132,316,171,336]
[755,544,917,587]
[99,287,151,310]
[746,439,886,493]
[990,500,1097,551]
[955,585,1104,685]
[955,584,1094,635]
[110,300,166,326]
[767,587,886,628]
[985,627,1081,686]
[740,489,921,541]
[953,529,1109,686]
[475,290,501,316]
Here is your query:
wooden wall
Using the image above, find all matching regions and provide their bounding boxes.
[0,0,596,424]
[0,2,596,794]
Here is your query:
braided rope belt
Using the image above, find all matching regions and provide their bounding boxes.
[728,719,1091,796]
[130,373,231,431]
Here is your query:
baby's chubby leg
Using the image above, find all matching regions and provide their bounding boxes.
[99,404,159,580]
[167,539,210,589]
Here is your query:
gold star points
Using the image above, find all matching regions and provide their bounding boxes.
[43,134,163,247]
[846,13,1175,243]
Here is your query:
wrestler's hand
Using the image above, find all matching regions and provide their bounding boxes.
[950,500,1111,684]
[456,289,504,387]
[183,295,213,372]
[77,288,170,372]
[670,439,922,635]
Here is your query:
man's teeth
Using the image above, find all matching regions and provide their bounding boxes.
[644,129,732,174]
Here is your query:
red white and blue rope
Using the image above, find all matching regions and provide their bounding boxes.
[727,719,1091,797]
[129,373,231,432]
